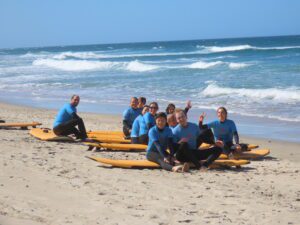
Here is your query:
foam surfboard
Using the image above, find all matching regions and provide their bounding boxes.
[87,134,131,144]
[88,156,250,169]
[219,149,270,160]
[87,130,124,137]
[199,143,259,151]
[84,142,147,151]
[30,128,75,141]
[0,122,42,129]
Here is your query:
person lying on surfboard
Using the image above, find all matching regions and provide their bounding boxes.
[137,96,146,109]
[199,106,244,156]
[53,95,89,141]
[172,109,222,171]
[146,112,188,172]
[122,97,141,139]
[165,100,192,115]
[141,102,159,144]
[131,105,149,144]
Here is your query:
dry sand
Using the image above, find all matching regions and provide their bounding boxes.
[0,102,299,225]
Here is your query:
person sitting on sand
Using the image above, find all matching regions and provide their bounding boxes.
[166,100,192,115]
[199,107,242,155]
[131,105,149,144]
[172,109,222,171]
[146,112,188,172]
[140,102,159,144]
[138,97,147,109]
[53,95,88,140]
[122,97,141,138]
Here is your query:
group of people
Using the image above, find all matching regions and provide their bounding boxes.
[52,95,242,173]
[122,97,242,172]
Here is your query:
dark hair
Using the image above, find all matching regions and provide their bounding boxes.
[138,97,146,104]
[71,95,79,100]
[217,106,228,119]
[131,97,138,101]
[143,105,149,109]
[166,103,176,114]
[150,102,159,109]
[155,112,167,120]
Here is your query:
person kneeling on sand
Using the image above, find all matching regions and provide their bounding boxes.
[172,109,222,171]
[53,95,88,141]
[146,112,188,172]
[199,107,244,156]
[122,97,141,139]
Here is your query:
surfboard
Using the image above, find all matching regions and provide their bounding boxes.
[84,142,147,151]
[88,156,250,169]
[219,149,270,160]
[87,134,131,144]
[30,128,75,141]
[87,130,124,137]
[199,143,259,151]
[0,122,42,129]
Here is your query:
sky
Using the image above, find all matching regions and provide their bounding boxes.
[0,0,299,48]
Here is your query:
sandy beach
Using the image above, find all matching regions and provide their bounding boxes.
[0,101,299,225]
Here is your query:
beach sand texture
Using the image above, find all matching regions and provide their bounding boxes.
[0,102,300,225]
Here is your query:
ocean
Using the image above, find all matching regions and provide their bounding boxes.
[0,35,300,142]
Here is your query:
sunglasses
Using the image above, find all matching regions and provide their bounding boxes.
[150,107,158,109]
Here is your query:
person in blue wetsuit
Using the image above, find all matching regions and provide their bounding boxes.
[122,97,141,138]
[131,105,149,144]
[199,107,242,155]
[140,102,159,144]
[53,95,88,140]
[146,112,188,172]
[172,109,222,171]
[138,96,146,109]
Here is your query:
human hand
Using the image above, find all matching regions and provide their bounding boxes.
[164,157,170,164]
[199,112,206,123]
[215,140,224,148]
[179,137,189,143]
[234,144,242,152]
[186,100,192,109]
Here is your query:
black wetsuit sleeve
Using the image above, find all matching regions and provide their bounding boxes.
[184,107,189,115]
[153,141,168,158]
[71,112,81,120]
[198,121,208,129]
[168,138,175,156]
[123,120,131,130]
[233,131,239,144]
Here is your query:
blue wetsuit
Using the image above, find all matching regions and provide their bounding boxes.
[207,119,238,143]
[122,107,141,137]
[53,103,76,128]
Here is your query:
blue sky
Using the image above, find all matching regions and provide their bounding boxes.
[0,0,299,48]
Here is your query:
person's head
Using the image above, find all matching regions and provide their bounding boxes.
[70,95,80,107]
[149,102,159,116]
[155,112,167,129]
[138,97,146,108]
[142,105,149,115]
[217,107,227,122]
[166,103,176,114]
[167,113,177,127]
[175,108,187,127]
[130,97,138,109]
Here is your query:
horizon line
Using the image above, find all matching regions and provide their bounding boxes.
[1,33,300,51]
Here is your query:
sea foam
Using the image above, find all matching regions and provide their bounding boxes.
[186,60,223,69]
[202,83,300,102]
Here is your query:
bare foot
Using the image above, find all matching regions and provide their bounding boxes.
[172,165,183,172]
[182,162,190,172]
[199,166,209,172]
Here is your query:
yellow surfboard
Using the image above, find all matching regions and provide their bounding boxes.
[87,134,131,144]
[0,122,42,129]
[88,156,250,169]
[84,142,147,151]
[219,149,270,160]
[87,130,124,137]
[30,128,74,141]
[199,143,259,150]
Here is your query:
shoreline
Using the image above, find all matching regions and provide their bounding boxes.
[0,100,299,224]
